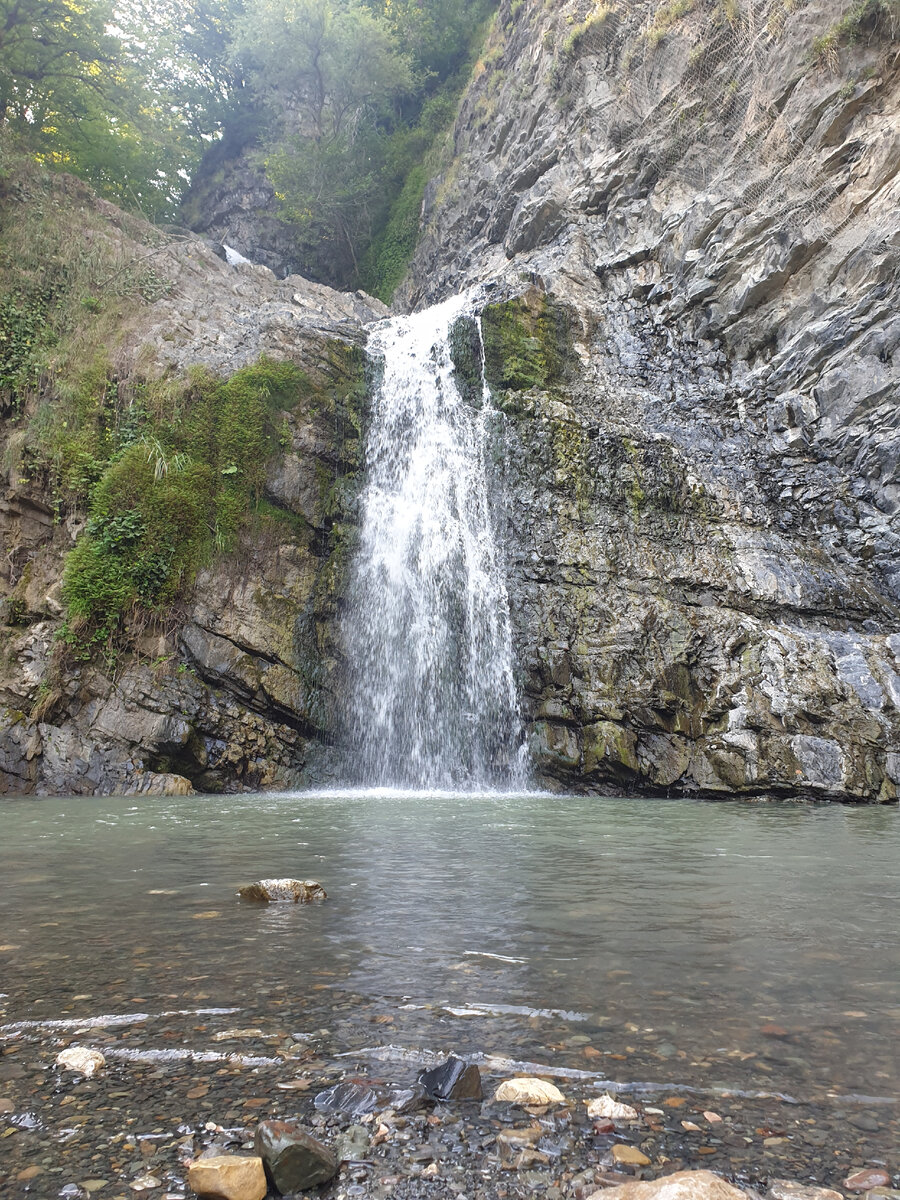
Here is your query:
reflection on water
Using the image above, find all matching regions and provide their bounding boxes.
[0,792,898,1106]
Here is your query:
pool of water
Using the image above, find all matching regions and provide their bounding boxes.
[1,792,898,1193]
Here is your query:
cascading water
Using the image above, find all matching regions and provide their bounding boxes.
[344,291,525,790]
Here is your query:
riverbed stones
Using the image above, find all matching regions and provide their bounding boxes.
[586,1095,639,1122]
[418,1055,483,1101]
[493,1077,566,1105]
[187,1155,266,1200]
[237,878,327,903]
[254,1118,338,1192]
[587,1170,751,1200]
[55,1048,105,1077]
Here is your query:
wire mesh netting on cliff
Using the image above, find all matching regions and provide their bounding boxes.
[550,0,898,249]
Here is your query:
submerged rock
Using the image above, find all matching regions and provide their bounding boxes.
[612,1144,651,1166]
[766,1182,843,1200]
[586,1094,639,1122]
[237,878,327,903]
[254,1119,338,1192]
[55,1048,105,1077]
[493,1077,566,1106]
[313,1080,386,1117]
[845,1172,892,1193]
[587,1169,749,1200]
[418,1055,483,1101]
[187,1155,266,1200]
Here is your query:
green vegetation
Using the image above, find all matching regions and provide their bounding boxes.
[645,0,696,45]
[481,291,570,393]
[561,2,614,58]
[56,359,312,658]
[812,0,899,68]
[1,0,498,294]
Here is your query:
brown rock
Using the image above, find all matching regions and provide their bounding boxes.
[845,1172,891,1194]
[766,1181,843,1200]
[587,1170,751,1200]
[187,1155,266,1200]
[237,878,327,903]
[611,1145,651,1166]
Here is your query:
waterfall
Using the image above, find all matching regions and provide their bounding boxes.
[344,291,525,790]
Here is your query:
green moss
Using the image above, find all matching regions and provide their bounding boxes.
[360,165,429,302]
[550,419,592,514]
[481,290,571,393]
[58,356,312,658]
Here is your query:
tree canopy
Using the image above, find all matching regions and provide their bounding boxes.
[1,0,497,280]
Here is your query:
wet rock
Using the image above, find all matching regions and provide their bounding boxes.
[333,1123,371,1163]
[187,1155,267,1200]
[586,1095,639,1122]
[388,1084,428,1113]
[587,1170,750,1200]
[0,1098,14,1113]
[611,1144,651,1167]
[418,1056,483,1101]
[313,1080,386,1117]
[55,1048,105,1077]
[847,1112,880,1132]
[253,1118,338,1192]
[493,1077,566,1106]
[131,1174,163,1192]
[766,1181,843,1200]
[845,1171,892,1193]
[237,878,327,903]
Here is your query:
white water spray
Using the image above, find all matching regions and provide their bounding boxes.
[344,292,525,789]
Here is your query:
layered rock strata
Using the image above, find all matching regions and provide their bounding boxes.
[409,0,900,800]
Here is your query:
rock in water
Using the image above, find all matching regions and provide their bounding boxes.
[55,1048,105,1077]
[313,1081,386,1117]
[766,1182,843,1200]
[845,1172,892,1193]
[493,1077,566,1105]
[419,1055,483,1101]
[612,1144,651,1166]
[586,1170,750,1200]
[586,1094,639,1121]
[237,878,326,903]
[254,1119,338,1192]
[187,1155,266,1200]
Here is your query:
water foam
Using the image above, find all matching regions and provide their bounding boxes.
[344,291,525,789]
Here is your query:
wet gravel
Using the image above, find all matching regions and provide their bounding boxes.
[1,994,897,1200]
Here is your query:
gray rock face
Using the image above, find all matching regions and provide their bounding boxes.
[0,205,385,797]
[181,146,301,279]
[392,0,900,801]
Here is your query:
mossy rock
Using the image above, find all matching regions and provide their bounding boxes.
[481,289,572,393]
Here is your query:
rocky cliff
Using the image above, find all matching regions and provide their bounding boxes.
[410,0,900,800]
[0,167,387,795]
[2,0,899,801]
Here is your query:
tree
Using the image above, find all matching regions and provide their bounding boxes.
[231,0,414,277]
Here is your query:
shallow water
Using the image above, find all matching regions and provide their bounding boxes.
[1,792,898,1193]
